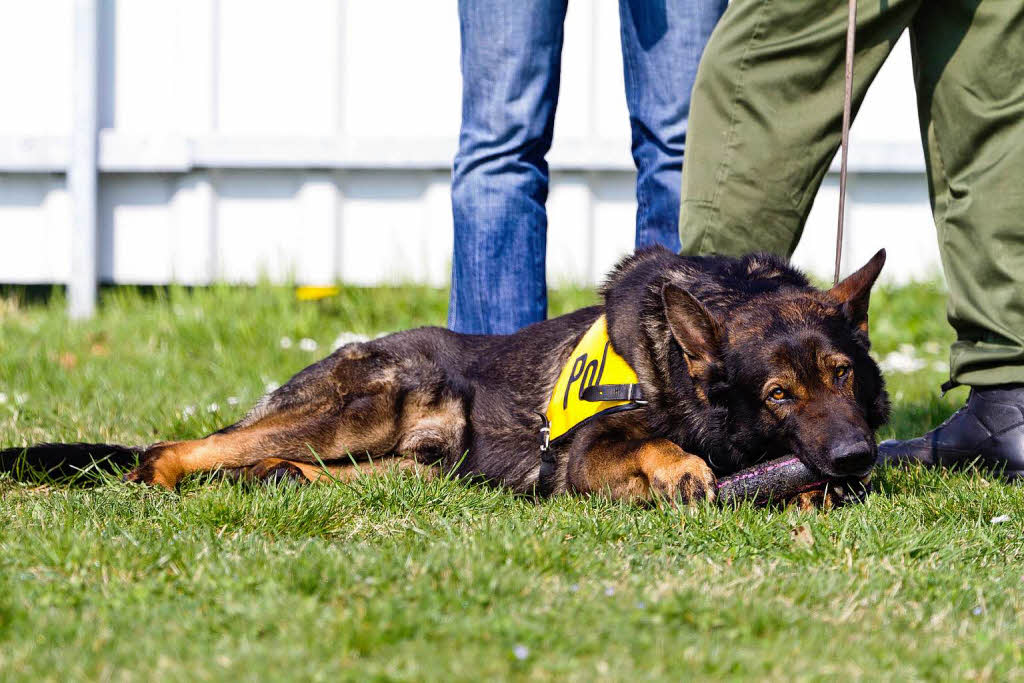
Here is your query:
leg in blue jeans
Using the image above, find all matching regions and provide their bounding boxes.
[449,0,568,335]
[450,0,724,334]
[620,0,726,251]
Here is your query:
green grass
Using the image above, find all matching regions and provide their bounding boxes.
[2,282,1023,681]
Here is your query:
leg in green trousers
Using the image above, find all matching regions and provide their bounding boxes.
[679,0,1024,387]
[910,3,1024,386]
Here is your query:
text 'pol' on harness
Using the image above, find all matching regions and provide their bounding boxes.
[539,315,647,451]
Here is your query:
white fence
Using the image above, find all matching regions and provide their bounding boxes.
[0,1,942,316]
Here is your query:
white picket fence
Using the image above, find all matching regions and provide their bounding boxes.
[0,0,942,317]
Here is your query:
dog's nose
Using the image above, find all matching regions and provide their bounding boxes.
[830,440,876,475]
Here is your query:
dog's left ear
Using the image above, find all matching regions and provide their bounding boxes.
[662,283,722,362]
[827,248,886,333]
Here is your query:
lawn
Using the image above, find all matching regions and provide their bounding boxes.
[1,282,1022,681]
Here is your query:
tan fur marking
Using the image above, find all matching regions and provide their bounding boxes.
[397,393,465,460]
[336,344,371,361]
[683,356,713,403]
[576,438,716,504]
[788,487,844,511]
[248,456,436,483]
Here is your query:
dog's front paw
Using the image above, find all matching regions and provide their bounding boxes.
[647,453,717,505]
[123,443,180,490]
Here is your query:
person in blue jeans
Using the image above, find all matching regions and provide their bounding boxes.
[449,0,726,335]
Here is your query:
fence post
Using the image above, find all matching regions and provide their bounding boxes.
[69,0,99,319]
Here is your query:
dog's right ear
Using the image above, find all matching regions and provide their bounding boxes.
[662,283,722,362]
[826,248,886,334]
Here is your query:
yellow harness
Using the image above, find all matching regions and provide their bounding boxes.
[542,315,647,449]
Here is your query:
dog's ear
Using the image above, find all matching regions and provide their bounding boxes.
[827,248,886,334]
[662,283,722,362]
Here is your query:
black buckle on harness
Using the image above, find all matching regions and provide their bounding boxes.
[534,412,558,497]
[580,383,647,404]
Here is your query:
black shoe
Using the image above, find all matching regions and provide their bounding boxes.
[878,384,1024,480]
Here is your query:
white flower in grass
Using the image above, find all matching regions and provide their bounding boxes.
[279,336,293,349]
[0,392,7,404]
[925,341,942,355]
[604,586,615,597]
[332,331,371,350]
[299,338,318,352]
[207,403,219,413]
[182,405,197,418]
[991,514,1011,524]
[513,645,529,661]
[13,393,27,405]
[879,349,927,374]
[227,396,240,406]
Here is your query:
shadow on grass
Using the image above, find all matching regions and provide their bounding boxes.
[0,284,65,308]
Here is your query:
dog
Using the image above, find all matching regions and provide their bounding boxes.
[0,247,889,505]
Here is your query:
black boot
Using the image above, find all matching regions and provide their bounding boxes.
[878,384,1024,480]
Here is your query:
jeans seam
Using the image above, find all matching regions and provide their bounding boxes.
[697,0,771,255]
[618,3,649,244]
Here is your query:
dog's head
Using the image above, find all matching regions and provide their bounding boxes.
[663,250,890,478]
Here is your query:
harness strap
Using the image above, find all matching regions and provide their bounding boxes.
[537,446,558,498]
[581,384,646,403]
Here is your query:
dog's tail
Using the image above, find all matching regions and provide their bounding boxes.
[0,443,142,483]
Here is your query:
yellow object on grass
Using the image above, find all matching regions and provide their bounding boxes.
[296,285,341,301]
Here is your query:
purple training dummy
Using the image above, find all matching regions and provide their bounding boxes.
[716,456,854,505]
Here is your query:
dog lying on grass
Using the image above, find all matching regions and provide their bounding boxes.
[1,247,889,506]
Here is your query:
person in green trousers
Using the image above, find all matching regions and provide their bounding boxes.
[678,0,1024,477]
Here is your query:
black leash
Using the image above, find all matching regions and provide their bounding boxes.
[834,0,856,286]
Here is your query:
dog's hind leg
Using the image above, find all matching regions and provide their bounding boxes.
[124,392,402,489]
[125,348,409,488]
[124,343,465,489]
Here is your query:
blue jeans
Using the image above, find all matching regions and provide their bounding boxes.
[449,0,726,334]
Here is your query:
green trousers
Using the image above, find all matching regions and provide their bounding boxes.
[678,0,1024,387]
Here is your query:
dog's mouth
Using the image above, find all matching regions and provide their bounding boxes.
[800,441,877,480]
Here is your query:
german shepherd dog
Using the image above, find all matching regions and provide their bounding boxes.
[0,247,889,505]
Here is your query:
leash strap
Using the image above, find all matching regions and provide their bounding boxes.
[834,0,856,286]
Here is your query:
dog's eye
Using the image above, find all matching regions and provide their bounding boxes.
[835,366,851,381]
[768,387,788,402]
